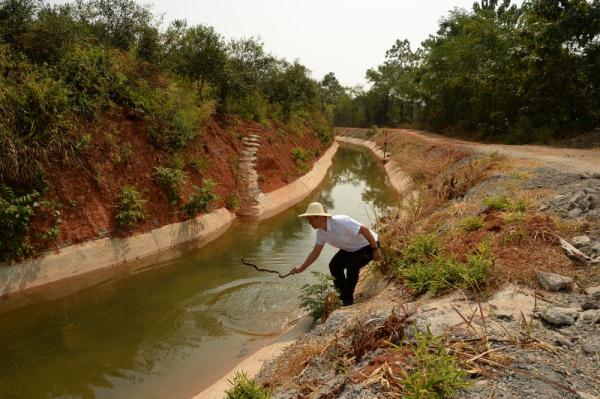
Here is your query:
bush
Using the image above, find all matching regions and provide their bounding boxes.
[483,195,511,211]
[115,185,146,229]
[393,329,469,398]
[225,371,271,399]
[461,216,484,231]
[145,85,215,152]
[291,147,311,174]
[393,234,491,294]
[299,271,340,320]
[181,179,218,216]
[0,184,39,261]
[154,166,188,205]
[226,193,240,210]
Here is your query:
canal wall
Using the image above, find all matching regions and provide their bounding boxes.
[335,136,413,198]
[0,141,341,306]
[255,141,339,220]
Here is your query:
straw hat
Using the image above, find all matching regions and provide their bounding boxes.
[298,202,331,217]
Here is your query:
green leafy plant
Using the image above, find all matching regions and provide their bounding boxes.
[226,193,240,210]
[115,185,146,229]
[391,329,469,398]
[483,195,511,211]
[393,234,491,294]
[225,371,271,399]
[299,271,340,320]
[291,147,311,174]
[0,184,39,261]
[181,179,218,216]
[461,216,484,231]
[154,166,188,205]
[187,155,212,172]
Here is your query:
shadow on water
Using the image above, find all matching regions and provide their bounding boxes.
[0,146,399,399]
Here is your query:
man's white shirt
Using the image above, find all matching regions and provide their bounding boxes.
[315,215,378,252]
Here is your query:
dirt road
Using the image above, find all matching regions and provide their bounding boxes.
[393,128,600,174]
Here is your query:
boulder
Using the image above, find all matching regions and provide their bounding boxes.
[582,337,600,355]
[536,271,573,292]
[572,235,591,248]
[569,208,583,218]
[541,306,579,326]
[579,309,600,324]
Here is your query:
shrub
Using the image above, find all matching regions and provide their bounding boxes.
[393,329,469,398]
[145,85,215,152]
[483,195,511,211]
[0,184,39,261]
[461,216,484,231]
[115,185,146,229]
[299,271,340,320]
[181,179,218,216]
[225,371,271,399]
[226,193,240,210]
[291,147,311,174]
[154,166,188,205]
[188,155,211,172]
[393,234,491,294]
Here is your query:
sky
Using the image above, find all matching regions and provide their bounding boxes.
[143,0,493,87]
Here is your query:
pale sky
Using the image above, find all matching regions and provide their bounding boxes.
[147,0,482,87]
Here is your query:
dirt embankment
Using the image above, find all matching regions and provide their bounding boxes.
[251,128,600,399]
[27,112,326,254]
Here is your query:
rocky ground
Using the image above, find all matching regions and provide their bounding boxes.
[253,139,600,399]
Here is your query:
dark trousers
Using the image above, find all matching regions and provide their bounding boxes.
[328,244,375,306]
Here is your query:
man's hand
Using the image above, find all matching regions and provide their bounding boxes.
[290,266,303,275]
[372,248,382,262]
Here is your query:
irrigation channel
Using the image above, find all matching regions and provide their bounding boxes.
[0,146,399,399]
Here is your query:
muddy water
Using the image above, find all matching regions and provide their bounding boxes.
[0,146,398,399]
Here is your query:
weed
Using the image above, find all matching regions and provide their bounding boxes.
[291,147,311,174]
[120,142,133,165]
[225,371,271,399]
[170,152,186,170]
[154,166,188,205]
[365,125,378,139]
[0,184,39,261]
[483,195,511,211]
[461,216,484,232]
[115,186,146,229]
[514,199,528,212]
[393,329,469,398]
[181,179,218,216]
[75,133,92,153]
[299,271,340,320]
[188,155,211,172]
[503,212,524,224]
[226,194,240,210]
[394,234,491,294]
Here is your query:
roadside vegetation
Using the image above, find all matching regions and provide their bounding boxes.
[0,0,334,261]
[328,0,600,144]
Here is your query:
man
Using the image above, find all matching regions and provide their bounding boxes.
[291,202,381,306]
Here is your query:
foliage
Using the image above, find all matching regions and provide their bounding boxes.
[393,329,469,398]
[483,195,511,211]
[153,166,188,205]
[291,147,311,174]
[225,193,240,210]
[145,85,215,152]
[181,179,217,216]
[225,371,271,399]
[115,185,146,229]
[393,234,491,294]
[0,0,331,190]
[332,0,600,142]
[461,216,485,231]
[299,271,340,320]
[0,184,39,261]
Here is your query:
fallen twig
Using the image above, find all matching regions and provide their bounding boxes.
[241,258,294,278]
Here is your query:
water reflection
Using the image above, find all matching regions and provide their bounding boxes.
[0,145,398,399]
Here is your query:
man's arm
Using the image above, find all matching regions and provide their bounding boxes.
[359,225,382,261]
[291,244,324,274]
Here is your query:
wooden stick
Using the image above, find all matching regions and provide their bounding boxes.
[241,258,294,278]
